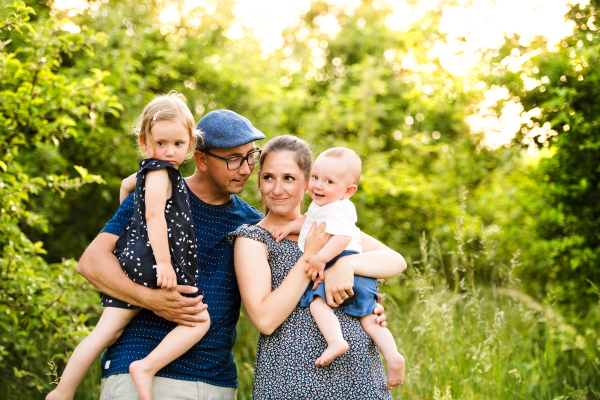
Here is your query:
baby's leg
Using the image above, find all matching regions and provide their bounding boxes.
[310,297,349,366]
[360,315,405,390]
[46,307,140,400]
[129,309,210,400]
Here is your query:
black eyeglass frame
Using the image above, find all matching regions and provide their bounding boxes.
[201,148,262,170]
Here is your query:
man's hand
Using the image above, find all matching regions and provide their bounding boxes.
[156,262,177,290]
[145,285,208,327]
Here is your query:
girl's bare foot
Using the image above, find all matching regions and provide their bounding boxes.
[46,390,71,400]
[129,360,155,400]
[386,354,405,389]
[315,340,349,366]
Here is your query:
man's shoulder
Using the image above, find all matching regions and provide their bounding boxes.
[231,195,263,221]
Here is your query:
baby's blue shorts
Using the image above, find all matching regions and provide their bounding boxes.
[299,250,379,317]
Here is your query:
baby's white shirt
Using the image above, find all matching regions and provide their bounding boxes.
[298,199,362,253]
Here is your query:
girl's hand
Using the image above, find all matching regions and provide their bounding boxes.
[302,222,331,259]
[156,262,177,290]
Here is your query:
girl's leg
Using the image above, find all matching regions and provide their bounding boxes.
[47,307,140,400]
[360,315,405,390]
[129,309,210,400]
[310,297,349,366]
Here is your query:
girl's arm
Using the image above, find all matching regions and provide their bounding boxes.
[120,173,137,203]
[145,169,177,289]
[234,223,330,335]
[323,232,406,307]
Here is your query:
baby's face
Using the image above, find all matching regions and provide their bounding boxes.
[308,156,355,206]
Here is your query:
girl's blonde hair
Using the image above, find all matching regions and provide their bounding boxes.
[132,91,202,159]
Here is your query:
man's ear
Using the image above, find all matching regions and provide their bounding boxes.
[194,150,208,172]
[343,184,358,199]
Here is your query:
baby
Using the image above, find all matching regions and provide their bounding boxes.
[270,147,405,389]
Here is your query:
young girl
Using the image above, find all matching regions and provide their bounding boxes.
[47,92,210,400]
[268,147,405,390]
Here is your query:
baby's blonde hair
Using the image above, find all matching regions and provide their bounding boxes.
[132,91,202,158]
[319,147,362,185]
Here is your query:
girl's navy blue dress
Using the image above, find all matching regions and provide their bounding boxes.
[101,159,201,309]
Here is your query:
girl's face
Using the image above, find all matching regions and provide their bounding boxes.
[143,120,191,169]
[259,150,308,219]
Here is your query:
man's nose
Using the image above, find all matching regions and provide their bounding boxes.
[238,158,251,175]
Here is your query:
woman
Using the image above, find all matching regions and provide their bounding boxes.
[228,136,406,399]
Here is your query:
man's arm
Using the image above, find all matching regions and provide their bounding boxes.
[77,232,208,326]
[119,173,137,203]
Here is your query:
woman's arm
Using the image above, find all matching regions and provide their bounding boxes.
[235,223,330,335]
[323,231,406,307]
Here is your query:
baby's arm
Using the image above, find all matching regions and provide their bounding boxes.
[268,215,306,242]
[307,234,351,288]
[145,169,177,290]
[119,173,137,203]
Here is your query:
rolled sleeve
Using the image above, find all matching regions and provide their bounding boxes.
[100,193,134,236]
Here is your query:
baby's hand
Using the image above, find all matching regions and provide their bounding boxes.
[306,256,326,289]
[156,262,177,290]
[267,225,292,242]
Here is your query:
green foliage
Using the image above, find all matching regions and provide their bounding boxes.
[0,1,113,396]
[486,2,600,313]
[1,0,599,398]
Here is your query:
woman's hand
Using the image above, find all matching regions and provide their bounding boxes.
[302,222,331,259]
[322,256,355,307]
[374,294,387,328]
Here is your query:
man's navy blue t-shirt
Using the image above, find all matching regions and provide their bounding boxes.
[99,183,263,387]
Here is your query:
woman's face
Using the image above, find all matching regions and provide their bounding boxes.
[259,150,308,219]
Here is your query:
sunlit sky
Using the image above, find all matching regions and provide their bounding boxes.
[53,0,590,150]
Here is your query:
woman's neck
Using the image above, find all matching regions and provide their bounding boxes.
[259,210,301,228]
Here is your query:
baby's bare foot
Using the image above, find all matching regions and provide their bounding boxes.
[386,354,405,390]
[46,390,71,400]
[129,360,154,400]
[315,340,349,366]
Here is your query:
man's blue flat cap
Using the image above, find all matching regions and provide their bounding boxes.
[196,109,265,150]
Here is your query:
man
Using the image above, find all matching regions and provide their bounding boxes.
[78,110,387,399]
[78,110,264,399]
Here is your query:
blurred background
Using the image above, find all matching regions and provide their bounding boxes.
[1,0,599,398]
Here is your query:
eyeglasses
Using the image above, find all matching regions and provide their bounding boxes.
[201,148,262,170]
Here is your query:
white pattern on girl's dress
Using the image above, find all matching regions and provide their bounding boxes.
[227,225,391,400]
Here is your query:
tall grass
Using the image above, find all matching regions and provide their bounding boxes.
[34,221,598,400]
[234,225,600,399]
